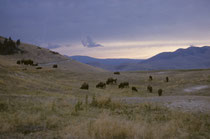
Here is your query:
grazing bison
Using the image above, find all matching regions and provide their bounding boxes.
[158,89,163,96]
[96,82,106,89]
[53,64,58,68]
[36,67,42,69]
[17,60,21,64]
[132,86,138,92]
[119,82,129,89]
[147,85,153,93]
[80,82,89,90]
[149,75,153,81]
[114,72,120,75]
[32,63,38,66]
[18,59,34,66]
[106,78,117,85]
[166,77,169,82]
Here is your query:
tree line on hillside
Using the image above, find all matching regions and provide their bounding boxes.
[0,37,21,55]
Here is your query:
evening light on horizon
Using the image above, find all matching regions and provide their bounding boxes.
[1,0,210,58]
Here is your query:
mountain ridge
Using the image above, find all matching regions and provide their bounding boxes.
[71,46,210,71]
[70,55,144,71]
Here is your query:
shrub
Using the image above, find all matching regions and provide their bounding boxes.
[149,75,153,81]
[132,86,138,92]
[114,72,120,75]
[119,82,129,89]
[96,82,106,89]
[87,113,135,139]
[90,95,112,109]
[158,89,163,96]
[106,78,117,85]
[75,101,83,112]
[147,85,153,93]
[0,102,8,112]
[80,82,89,90]
[90,94,98,107]
[53,64,58,68]
[166,77,169,82]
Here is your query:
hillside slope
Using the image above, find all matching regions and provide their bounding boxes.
[0,37,105,73]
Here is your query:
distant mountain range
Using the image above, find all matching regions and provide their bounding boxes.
[70,46,210,71]
[70,56,144,71]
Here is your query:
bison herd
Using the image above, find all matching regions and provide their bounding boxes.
[17,59,58,70]
[80,75,169,96]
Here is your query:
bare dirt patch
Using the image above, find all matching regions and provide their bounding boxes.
[183,85,209,92]
[120,96,210,113]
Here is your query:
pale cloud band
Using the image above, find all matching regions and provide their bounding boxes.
[52,40,210,59]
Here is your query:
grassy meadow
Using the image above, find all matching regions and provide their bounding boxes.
[1,58,210,138]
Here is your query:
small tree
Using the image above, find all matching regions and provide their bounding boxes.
[16,39,21,46]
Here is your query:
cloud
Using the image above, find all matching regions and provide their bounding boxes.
[81,36,103,48]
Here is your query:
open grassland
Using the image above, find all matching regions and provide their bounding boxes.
[1,59,210,138]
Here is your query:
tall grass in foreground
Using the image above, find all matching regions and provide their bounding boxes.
[0,96,210,138]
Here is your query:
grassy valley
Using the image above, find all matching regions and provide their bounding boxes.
[0,38,210,138]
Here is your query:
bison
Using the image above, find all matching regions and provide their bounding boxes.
[147,85,153,93]
[149,75,153,81]
[166,77,169,82]
[132,87,138,92]
[106,78,117,85]
[119,82,129,89]
[158,89,163,96]
[114,72,120,75]
[80,82,89,90]
[96,82,106,89]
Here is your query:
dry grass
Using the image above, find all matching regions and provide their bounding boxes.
[0,93,210,138]
[1,56,210,138]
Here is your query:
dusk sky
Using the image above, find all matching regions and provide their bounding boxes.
[1,0,210,58]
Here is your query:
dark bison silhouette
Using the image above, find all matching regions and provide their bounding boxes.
[158,89,163,96]
[96,82,106,89]
[147,85,152,93]
[119,82,129,89]
[106,78,117,85]
[80,82,89,90]
[149,75,153,81]
[114,72,120,75]
[166,77,169,82]
[132,86,138,92]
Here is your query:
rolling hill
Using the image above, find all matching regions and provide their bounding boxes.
[70,56,144,71]
[0,36,105,73]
